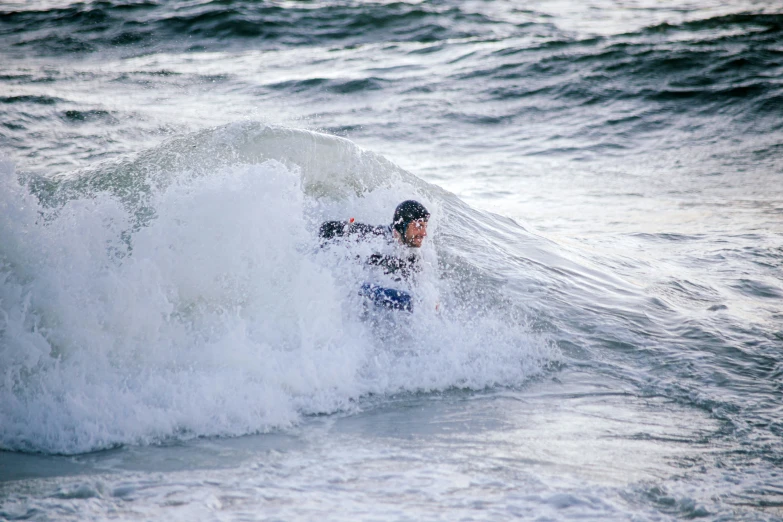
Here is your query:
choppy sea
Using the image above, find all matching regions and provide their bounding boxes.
[1,1,782,520]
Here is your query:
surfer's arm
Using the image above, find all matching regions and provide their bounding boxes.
[319,221,389,243]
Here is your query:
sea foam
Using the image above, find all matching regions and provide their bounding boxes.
[0,127,554,454]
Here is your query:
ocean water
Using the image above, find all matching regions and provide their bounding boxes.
[1,1,782,520]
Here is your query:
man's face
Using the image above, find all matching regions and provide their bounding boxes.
[404,219,428,248]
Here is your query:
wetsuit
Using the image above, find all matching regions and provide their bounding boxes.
[319,220,421,310]
[319,220,421,282]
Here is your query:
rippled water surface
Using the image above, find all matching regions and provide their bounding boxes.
[1,1,782,520]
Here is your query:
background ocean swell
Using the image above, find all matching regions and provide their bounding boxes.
[0,1,507,54]
[1,3,781,174]
[2,2,781,56]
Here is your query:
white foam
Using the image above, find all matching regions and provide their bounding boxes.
[0,142,554,455]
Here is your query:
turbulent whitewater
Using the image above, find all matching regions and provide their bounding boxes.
[0,124,560,454]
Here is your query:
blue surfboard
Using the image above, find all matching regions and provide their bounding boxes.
[359,283,413,312]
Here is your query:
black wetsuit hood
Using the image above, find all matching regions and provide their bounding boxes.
[392,200,430,238]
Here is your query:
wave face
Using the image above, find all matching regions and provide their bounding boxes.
[0,124,559,455]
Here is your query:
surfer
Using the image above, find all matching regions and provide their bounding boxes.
[319,200,430,311]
